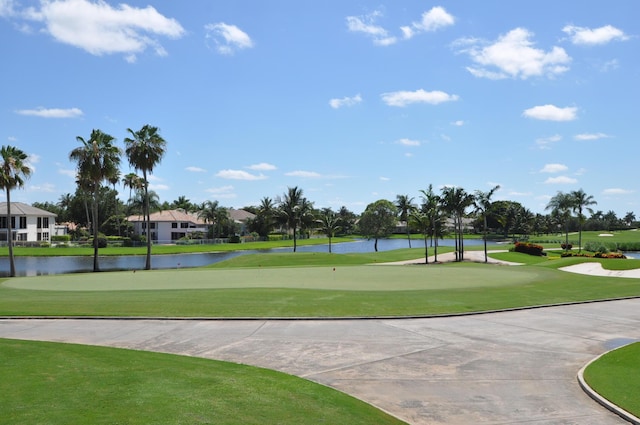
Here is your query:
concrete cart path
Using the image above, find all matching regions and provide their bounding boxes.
[2,299,639,424]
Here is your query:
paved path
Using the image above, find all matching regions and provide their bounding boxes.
[1,299,639,424]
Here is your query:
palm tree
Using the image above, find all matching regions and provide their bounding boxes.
[108,171,121,236]
[0,145,32,277]
[198,200,222,239]
[395,194,415,248]
[545,192,573,251]
[409,210,430,264]
[278,186,304,252]
[317,208,341,253]
[124,124,167,270]
[172,196,193,212]
[419,184,441,262]
[69,130,121,272]
[474,185,500,263]
[571,189,597,252]
[441,186,474,261]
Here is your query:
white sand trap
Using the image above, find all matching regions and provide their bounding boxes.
[560,262,640,278]
[598,233,614,237]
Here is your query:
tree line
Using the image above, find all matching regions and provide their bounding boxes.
[1,127,638,275]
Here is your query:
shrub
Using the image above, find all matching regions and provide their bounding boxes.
[514,242,544,256]
[229,235,241,243]
[561,243,573,250]
[594,252,627,259]
[51,235,71,242]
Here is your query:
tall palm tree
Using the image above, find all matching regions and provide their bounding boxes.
[395,194,415,248]
[317,208,341,253]
[409,210,431,264]
[124,124,167,270]
[474,185,500,263]
[441,186,474,261]
[0,145,32,277]
[419,184,441,262]
[108,171,121,236]
[571,189,597,252]
[69,130,121,272]
[545,191,573,251]
[278,186,304,252]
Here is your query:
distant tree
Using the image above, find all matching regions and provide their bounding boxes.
[337,206,357,235]
[419,184,442,262]
[278,186,305,252]
[545,192,574,250]
[0,145,32,277]
[69,130,121,271]
[317,208,342,253]
[124,124,167,270]
[358,199,397,252]
[247,197,277,239]
[441,186,474,261]
[571,189,597,252]
[172,196,194,212]
[473,185,500,263]
[624,211,636,227]
[395,194,415,248]
[409,210,431,264]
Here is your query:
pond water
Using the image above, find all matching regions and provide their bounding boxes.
[0,238,495,277]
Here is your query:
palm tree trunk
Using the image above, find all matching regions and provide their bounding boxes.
[292,224,297,252]
[483,215,488,263]
[144,176,151,270]
[6,189,16,277]
[406,228,412,248]
[92,188,100,272]
[423,234,429,264]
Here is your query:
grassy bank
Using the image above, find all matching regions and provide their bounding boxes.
[583,342,640,418]
[0,339,405,425]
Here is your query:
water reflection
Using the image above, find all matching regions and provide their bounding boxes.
[0,238,491,277]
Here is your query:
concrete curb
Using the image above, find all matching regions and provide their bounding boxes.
[577,344,640,425]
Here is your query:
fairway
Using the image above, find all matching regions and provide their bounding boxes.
[4,264,542,292]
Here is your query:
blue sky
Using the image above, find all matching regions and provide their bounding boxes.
[0,0,637,215]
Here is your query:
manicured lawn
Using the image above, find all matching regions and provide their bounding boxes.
[0,339,405,425]
[583,342,640,418]
[2,252,640,317]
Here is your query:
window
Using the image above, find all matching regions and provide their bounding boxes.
[43,217,49,228]
[37,217,42,228]
[42,232,49,241]
[0,217,6,229]
[17,233,27,241]
[180,222,188,229]
[19,217,26,229]
[172,223,178,228]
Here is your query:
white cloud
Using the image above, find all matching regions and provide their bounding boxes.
[216,169,266,180]
[379,176,390,181]
[185,166,206,173]
[346,10,397,46]
[16,107,83,118]
[29,182,56,192]
[523,104,577,121]
[22,0,184,61]
[285,170,322,178]
[247,162,277,171]
[395,138,421,147]
[602,188,633,196]
[206,185,236,198]
[401,6,455,40]
[544,176,577,184]
[381,89,459,107]
[562,25,628,46]
[149,183,169,191]
[540,163,568,173]
[329,94,362,109]
[205,22,253,55]
[574,132,610,141]
[535,134,562,149]
[59,168,76,178]
[451,120,464,126]
[0,0,16,17]
[460,27,571,80]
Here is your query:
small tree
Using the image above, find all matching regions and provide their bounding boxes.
[358,199,397,252]
[395,194,415,248]
[317,208,341,253]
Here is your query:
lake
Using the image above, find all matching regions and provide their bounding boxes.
[0,238,493,277]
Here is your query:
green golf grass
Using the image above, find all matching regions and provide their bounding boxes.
[0,338,405,425]
[583,342,640,418]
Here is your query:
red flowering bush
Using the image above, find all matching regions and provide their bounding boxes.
[514,242,545,256]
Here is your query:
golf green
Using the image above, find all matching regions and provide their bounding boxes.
[3,264,542,292]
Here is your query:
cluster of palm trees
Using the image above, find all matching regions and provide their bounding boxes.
[68,125,166,271]
[545,189,597,253]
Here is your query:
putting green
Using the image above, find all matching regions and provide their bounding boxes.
[3,264,542,292]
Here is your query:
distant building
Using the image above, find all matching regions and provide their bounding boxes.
[228,208,256,235]
[127,209,207,242]
[0,202,57,243]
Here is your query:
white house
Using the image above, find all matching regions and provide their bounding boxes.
[127,209,207,242]
[0,202,57,243]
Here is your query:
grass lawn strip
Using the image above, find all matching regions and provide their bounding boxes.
[0,338,405,425]
[583,342,640,419]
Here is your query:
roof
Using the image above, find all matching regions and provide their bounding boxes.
[0,202,57,217]
[127,209,206,225]
[228,208,256,223]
